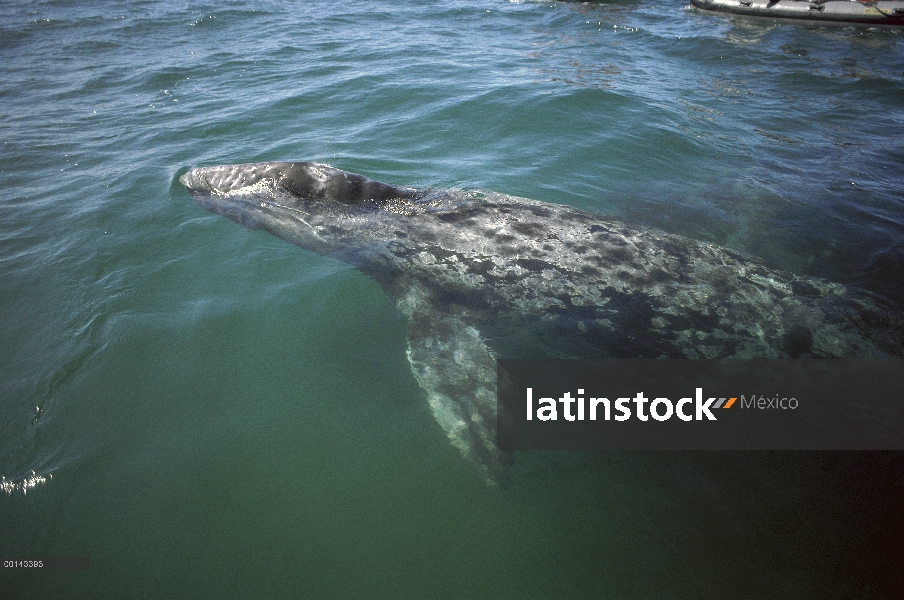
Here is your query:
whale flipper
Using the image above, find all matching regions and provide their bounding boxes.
[401,285,506,485]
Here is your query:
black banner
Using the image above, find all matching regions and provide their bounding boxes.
[497,359,904,450]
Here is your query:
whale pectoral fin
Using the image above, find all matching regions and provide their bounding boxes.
[403,305,508,486]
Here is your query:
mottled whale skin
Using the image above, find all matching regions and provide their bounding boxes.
[180,162,903,484]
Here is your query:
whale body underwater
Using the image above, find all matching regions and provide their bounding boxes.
[180,161,903,485]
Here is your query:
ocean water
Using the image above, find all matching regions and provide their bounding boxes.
[1,0,903,597]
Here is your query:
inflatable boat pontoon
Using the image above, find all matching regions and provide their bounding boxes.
[691,0,904,26]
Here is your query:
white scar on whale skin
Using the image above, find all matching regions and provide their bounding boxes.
[180,161,904,485]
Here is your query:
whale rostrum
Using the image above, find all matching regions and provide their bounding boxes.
[180,161,903,485]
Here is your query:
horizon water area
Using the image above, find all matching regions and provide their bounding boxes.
[2,0,903,598]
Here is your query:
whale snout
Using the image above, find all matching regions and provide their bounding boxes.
[179,165,253,196]
[178,169,202,192]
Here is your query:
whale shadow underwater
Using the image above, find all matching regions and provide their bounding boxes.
[180,161,904,485]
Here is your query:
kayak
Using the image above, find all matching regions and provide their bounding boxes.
[691,0,904,26]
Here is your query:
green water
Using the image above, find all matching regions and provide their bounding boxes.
[2,0,903,597]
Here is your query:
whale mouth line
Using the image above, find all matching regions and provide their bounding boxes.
[259,199,301,215]
[257,199,326,241]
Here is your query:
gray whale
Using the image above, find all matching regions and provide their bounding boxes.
[180,161,903,484]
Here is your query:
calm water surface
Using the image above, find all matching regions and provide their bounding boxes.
[1,0,902,597]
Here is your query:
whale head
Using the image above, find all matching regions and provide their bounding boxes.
[180,161,423,257]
